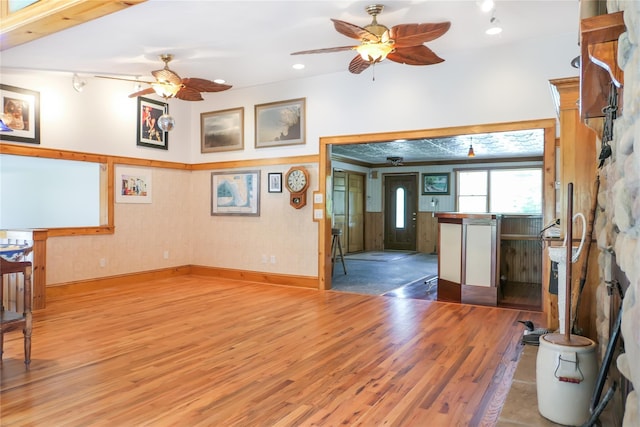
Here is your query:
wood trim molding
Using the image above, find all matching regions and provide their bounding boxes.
[45,265,318,301]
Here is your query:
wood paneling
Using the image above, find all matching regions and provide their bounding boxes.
[364,212,383,251]
[1,275,541,425]
[548,77,599,338]
[417,212,438,254]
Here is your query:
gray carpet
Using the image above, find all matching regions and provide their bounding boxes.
[330,251,438,296]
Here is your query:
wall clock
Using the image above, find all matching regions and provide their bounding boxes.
[285,166,309,209]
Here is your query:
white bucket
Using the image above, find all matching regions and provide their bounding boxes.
[536,333,597,425]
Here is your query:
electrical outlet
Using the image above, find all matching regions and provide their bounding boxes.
[163,250,169,259]
[270,255,276,264]
[261,254,268,264]
[99,258,106,267]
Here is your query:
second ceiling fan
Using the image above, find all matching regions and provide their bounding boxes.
[291,4,451,74]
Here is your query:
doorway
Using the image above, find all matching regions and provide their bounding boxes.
[384,173,418,251]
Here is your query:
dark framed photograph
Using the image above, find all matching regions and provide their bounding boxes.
[211,170,260,216]
[201,107,244,153]
[255,97,305,148]
[422,172,450,195]
[0,84,40,145]
[268,173,282,193]
[137,97,168,150]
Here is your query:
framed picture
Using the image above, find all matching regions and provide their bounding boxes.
[137,97,168,150]
[422,172,450,195]
[211,170,260,216]
[115,166,152,204]
[0,84,40,145]
[255,97,305,148]
[268,173,282,193]
[201,107,244,153]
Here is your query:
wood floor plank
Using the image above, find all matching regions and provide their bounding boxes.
[1,276,542,426]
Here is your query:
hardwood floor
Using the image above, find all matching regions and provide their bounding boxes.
[1,276,542,426]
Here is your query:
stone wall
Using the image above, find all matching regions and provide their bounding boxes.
[595,2,639,425]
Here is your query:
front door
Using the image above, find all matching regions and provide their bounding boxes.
[384,174,418,251]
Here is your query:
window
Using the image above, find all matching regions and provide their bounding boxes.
[395,187,405,228]
[457,168,542,214]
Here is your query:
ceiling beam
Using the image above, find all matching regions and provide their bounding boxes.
[1,0,147,51]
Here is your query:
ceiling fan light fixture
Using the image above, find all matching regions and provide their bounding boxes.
[151,81,181,98]
[356,41,394,62]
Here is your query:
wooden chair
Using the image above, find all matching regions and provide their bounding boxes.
[1,256,33,365]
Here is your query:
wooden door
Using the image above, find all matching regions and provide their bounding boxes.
[347,173,364,252]
[384,174,417,251]
[332,170,365,253]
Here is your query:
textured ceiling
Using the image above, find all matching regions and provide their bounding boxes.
[331,128,544,166]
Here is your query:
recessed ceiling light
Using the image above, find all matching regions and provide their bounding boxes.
[213,78,226,84]
[292,63,305,70]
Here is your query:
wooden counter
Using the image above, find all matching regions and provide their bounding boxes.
[435,213,499,306]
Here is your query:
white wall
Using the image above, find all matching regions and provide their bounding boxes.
[0,31,578,285]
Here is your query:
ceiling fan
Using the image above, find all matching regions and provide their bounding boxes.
[291,4,451,74]
[96,54,232,101]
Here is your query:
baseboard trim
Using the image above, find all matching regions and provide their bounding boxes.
[46,265,318,299]
[190,265,318,289]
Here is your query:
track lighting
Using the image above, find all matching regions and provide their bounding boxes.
[72,73,87,92]
[486,16,502,35]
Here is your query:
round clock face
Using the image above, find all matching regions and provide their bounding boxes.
[287,169,307,193]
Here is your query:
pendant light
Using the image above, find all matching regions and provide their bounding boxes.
[468,137,475,157]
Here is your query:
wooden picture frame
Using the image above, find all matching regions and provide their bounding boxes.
[137,97,168,150]
[211,170,260,216]
[255,97,305,148]
[0,84,40,145]
[422,172,450,195]
[268,172,282,193]
[115,166,152,204]
[201,107,244,153]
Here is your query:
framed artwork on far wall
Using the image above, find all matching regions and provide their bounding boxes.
[201,107,244,153]
[211,170,260,216]
[115,166,152,204]
[268,172,282,193]
[137,97,168,150]
[0,84,40,145]
[422,172,450,195]
[255,97,305,148]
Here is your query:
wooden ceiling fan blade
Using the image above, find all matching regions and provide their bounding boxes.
[128,87,155,98]
[390,22,451,48]
[348,55,371,74]
[291,45,357,55]
[175,86,203,101]
[182,78,232,93]
[331,19,379,41]
[387,45,444,65]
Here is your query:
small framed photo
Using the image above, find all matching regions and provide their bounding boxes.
[211,170,260,216]
[115,166,152,204]
[0,84,40,145]
[268,173,282,193]
[201,107,244,153]
[422,172,450,195]
[255,97,305,148]
[137,97,168,150]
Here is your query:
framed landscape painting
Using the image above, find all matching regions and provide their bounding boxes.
[422,172,450,195]
[255,97,305,148]
[201,107,244,153]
